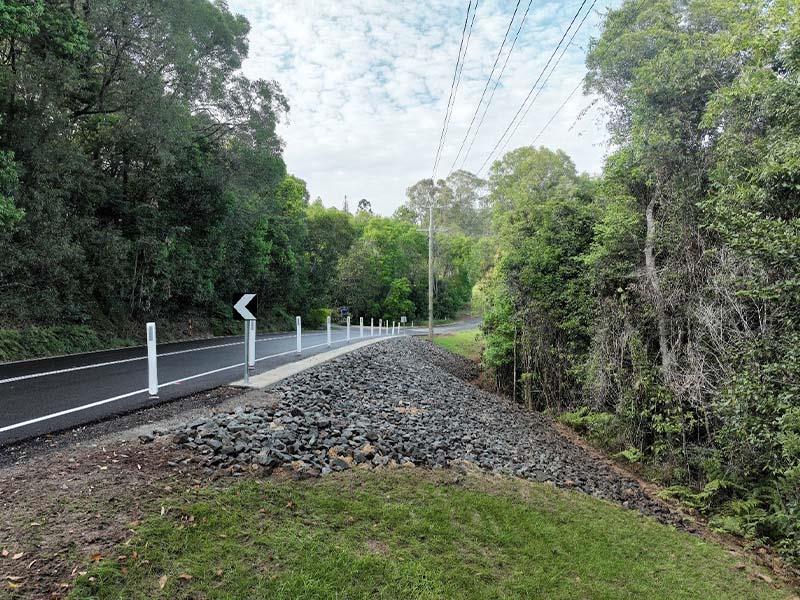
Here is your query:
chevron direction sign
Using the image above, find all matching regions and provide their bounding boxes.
[234,293,257,320]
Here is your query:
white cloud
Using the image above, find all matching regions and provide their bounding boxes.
[229,0,620,215]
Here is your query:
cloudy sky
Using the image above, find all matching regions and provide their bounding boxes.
[228,0,620,215]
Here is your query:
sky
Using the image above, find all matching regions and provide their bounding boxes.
[228,0,620,215]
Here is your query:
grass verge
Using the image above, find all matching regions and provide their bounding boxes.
[434,328,483,361]
[70,469,792,599]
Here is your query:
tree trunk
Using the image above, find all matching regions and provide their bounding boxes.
[644,196,672,374]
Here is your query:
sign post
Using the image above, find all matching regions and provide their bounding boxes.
[146,322,158,397]
[233,294,257,384]
[327,315,331,347]
[296,316,302,354]
[243,321,250,384]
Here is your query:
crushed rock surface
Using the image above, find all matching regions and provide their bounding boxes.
[166,337,690,528]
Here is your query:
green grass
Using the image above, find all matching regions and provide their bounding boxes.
[70,469,792,599]
[434,328,483,360]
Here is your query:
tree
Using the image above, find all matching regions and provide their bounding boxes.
[357,198,372,214]
[482,146,595,410]
[383,278,414,321]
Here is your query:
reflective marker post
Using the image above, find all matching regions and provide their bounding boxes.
[360,316,364,338]
[146,322,158,397]
[296,316,302,354]
[370,318,374,337]
[379,319,382,336]
[248,320,256,369]
[327,315,331,347]
[346,315,351,341]
[243,320,250,385]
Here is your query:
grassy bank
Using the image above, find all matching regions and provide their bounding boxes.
[70,469,791,599]
[434,328,484,361]
[0,310,311,363]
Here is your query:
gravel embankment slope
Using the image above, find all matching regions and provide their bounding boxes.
[167,337,689,528]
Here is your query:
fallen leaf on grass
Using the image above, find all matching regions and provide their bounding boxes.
[158,574,167,590]
[1,549,8,557]
[11,552,23,560]
[7,582,21,590]
[90,553,102,562]
[178,573,193,581]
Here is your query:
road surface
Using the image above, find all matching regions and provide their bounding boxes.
[0,325,395,446]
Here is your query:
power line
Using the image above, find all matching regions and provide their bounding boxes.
[530,76,584,145]
[432,0,479,180]
[457,0,535,172]
[446,0,524,174]
[528,0,649,149]
[475,0,589,176]
[494,0,597,160]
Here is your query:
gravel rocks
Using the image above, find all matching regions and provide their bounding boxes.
[168,337,689,527]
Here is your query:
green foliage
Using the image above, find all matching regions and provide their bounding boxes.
[0,150,22,228]
[480,0,799,564]
[559,408,619,449]
[613,447,644,464]
[383,278,414,320]
[0,2,478,361]
[0,325,133,362]
[479,147,595,410]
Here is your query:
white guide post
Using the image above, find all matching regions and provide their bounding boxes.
[379,319,382,335]
[370,318,374,337]
[243,321,250,385]
[326,315,331,347]
[296,316,302,354]
[146,322,158,397]
[360,316,364,338]
[248,320,256,369]
[346,315,351,341]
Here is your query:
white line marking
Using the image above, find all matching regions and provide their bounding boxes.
[0,389,148,433]
[0,332,331,385]
[0,334,384,433]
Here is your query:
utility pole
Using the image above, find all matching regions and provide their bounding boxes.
[428,204,434,341]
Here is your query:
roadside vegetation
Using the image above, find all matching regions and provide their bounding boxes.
[0,1,482,362]
[477,0,800,566]
[70,469,791,600]
[433,328,484,361]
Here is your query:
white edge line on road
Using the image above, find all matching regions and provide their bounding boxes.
[0,332,337,385]
[0,335,390,434]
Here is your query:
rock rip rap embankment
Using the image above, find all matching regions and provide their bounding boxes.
[167,337,687,527]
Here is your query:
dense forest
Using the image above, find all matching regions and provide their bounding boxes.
[479,0,799,564]
[0,0,481,360]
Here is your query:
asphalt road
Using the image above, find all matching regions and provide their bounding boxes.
[0,325,395,446]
